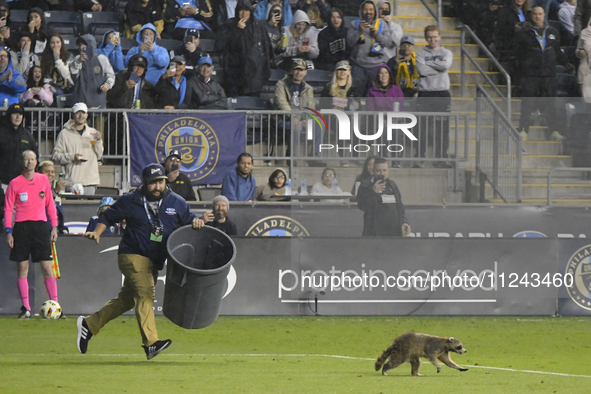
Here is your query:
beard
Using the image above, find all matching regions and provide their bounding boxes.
[144,185,164,201]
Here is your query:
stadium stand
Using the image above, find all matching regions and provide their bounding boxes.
[82,12,122,37]
[44,11,82,37]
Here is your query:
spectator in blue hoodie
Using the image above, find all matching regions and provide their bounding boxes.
[125,23,170,85]
[253,0,293,27]
[96,30,125,74]
[0,46,26,106]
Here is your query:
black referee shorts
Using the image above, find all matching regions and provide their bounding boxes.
[10,221,52,263]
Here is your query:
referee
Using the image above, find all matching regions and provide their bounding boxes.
[4,150,59,318]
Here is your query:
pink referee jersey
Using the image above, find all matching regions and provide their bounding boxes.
[4,173,58,228]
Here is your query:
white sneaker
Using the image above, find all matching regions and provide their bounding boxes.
[519,130,528,141]
[550,131,565,141]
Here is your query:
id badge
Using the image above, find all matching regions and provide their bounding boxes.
[150,224,164,242]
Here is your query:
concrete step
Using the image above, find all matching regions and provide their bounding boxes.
[459,154,572,169]
[453,139,563,156]
[522,168,591,183]
[392,16,457,30]
[451,97,520,112]
[450,58,491,72]
[484,183,591,200]
[398,3,441,17]
[449,70,500,85]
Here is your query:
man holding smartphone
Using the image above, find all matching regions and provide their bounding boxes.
[357,157,410,237]
[163,149,196,201]
[387,35,419,98]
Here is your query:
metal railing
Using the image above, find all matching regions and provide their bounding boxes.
[460,25,511,118]
[475,84,522,203]
[547,168,591,206]
[24,107,470,193]
[417,0,442,27]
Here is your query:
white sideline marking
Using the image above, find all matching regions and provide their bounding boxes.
[7,352,591,378]
[280,299,498,303]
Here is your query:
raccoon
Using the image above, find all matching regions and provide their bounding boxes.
[375,332,468,376]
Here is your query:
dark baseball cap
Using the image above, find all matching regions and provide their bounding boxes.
[7,103,25,116]
[185,28,200,39]
[400,35,415,45]
[166,149,182,160]
[142,163,167,183]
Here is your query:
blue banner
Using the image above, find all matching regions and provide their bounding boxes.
[128,113,246,186]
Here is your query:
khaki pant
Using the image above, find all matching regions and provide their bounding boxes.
[86,254,159,347]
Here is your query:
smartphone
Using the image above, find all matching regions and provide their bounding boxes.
[143,36,151,44]
[171,164,179,171]
[302,38,309,47]
[129,72,138,82]
[182,2,190,7]
[399,48,405,57]
[376,175,385,182]
[273,9,280,17]
[381,10,389,16]
[80,159,88,162]
[168,64,176,73]
[59,172,65,179]
[112,31,120,40]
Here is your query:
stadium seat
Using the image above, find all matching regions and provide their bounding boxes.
[197,187,222,201]
[119,37,136,54]
[56,94,75,108]
[197,39,221,63]
[565,102,591,167]
[261,68,286,95]
[227,96,268,110]
[44,11,82,37]
[555,73,579,97]
[82,12,121,37]
[304,69,332,94]
[61,35,79,54]
[343,16,356,27]
[95,186,120,196]
[157,38,182,53]
[9,9,29,31]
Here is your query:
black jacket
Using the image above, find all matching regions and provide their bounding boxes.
[189,75,228,109]
[154,74,191,108]
[494,5,526,58]
[167,171,197,201]
[75,0,111,12]
[515,24,567,78]
[357,176,407,237]
[218,0,272,96]
[206,217,237,235]
[0,122,38,184]
[125,0,164,31]
[108,69,156,108]
[316,22,351,71]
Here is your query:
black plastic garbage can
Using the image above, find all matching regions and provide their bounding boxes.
[164,225,236,329]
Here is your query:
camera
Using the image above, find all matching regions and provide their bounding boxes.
[171,164,179,171]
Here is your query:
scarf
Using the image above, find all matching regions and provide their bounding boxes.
[355,18,384,54]
[172,75,187,105]
[396,52,419,91]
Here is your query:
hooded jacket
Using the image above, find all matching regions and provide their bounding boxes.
[96,30,125,74]
[281,10,319,62]
[22,8,53,55]
[154,66,191,109]
[265,3,285,67]
[9,46,40,79]
[0,115,38,184]
[0,53,27,106]
[415,44,453,92]
[346,0,394,69]
[125,23,170,85]
[108,55,156,109]
[98,185,197,270]
[69,34,115,109]
[52,119,104,187]
[366,64,405,111]
[220,0,272,96]
[376,0,403,59]
[295,0,331,27]
[187,72,228,109]
[317,10,351,70]
[253,0,293,27]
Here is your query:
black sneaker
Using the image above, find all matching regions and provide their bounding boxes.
[18,306,31,319]
[144,339,172,360]
[76,316,93,354]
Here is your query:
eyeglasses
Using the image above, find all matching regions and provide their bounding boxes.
[323,174,335,178]
[275,175,286,180]
[0,54,8,59]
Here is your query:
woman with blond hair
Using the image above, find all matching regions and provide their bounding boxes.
[320,60,360,110]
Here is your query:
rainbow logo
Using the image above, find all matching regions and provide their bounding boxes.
[303,107,327,132]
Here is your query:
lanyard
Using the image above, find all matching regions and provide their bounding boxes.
[143,197,162,226]
[517,8,525,22]
[533,28,546,51]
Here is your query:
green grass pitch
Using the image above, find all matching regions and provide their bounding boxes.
[0,315,589,393]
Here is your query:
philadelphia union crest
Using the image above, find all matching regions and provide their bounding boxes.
[565,245,591,310]
[155,116,219,182]
[246,216,310,237]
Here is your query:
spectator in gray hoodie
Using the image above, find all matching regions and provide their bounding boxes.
[415,24,453,168]
[347,0,395,95]
[69,34,115,109]
[279,10,319,70]
[377,0,403,60]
